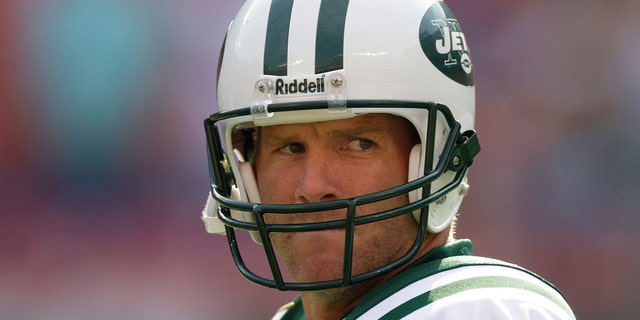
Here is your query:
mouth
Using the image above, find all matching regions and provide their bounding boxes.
[264,210,351,227]
[308,228,346,235]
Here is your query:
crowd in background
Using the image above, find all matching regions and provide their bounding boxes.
[2,0,639,319]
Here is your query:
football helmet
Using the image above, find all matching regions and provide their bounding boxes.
[203,0,480,291]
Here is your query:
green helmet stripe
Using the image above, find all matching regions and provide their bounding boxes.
[315,0,350,74]
[264,0,350,76]
[264,0,295,76]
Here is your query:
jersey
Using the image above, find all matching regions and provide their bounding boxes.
[271,239,576,320]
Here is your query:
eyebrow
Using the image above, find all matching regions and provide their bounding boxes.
[327,125,385,138]
[258,122,385,148]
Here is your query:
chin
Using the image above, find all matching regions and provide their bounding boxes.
[289,253,344,283]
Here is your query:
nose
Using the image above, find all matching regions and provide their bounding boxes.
[294,149,341,203]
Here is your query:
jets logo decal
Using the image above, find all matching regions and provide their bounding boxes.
[419,1,474,86]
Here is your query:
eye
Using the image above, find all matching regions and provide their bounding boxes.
[278,142,305,154]
[348,139,373,151]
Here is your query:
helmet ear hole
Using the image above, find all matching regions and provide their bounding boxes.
[427,176,467,233]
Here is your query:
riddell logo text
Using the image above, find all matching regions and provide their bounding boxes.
[275,76,326,95]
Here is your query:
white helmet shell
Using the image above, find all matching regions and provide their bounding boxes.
[206,0,476,243]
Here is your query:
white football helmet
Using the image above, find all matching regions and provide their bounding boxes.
[203,0,479,290]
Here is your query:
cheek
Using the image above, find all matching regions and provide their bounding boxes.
[361,159,409,192]
[255,164,294,203]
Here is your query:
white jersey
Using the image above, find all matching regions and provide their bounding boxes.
[272,240,576,320]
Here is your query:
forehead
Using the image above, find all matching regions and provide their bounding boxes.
[259,113,412,138]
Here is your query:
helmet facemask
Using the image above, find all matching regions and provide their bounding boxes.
[203,100,479,290]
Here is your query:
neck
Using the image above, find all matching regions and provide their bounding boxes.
[299,281,378,320]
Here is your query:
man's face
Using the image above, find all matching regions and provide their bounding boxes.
[253,113,419,284]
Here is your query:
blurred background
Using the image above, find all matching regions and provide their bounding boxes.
[1,0,638,319]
